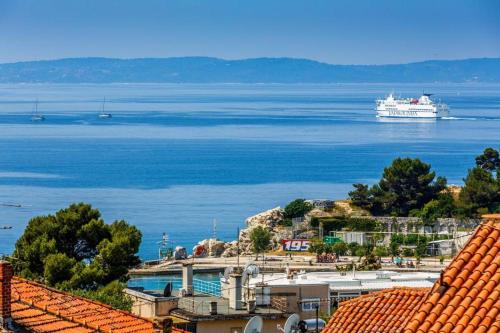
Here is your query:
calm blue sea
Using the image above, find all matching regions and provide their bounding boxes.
[0,83,499,260]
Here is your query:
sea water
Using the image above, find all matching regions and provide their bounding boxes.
[0,83,499,260]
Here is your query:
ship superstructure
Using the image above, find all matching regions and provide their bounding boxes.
[376,93,449,118]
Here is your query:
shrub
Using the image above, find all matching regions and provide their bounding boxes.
[402,248,414,257]
[374,246,389,257]
[284,199,313,219]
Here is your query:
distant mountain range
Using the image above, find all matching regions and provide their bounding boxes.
[0,57,499,83]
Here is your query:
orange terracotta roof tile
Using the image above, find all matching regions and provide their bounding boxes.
[10,277,188,333]
[404,216,500,333]
[321,288,430,333]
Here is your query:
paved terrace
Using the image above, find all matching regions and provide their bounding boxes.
[130,255,453,276]
[170,291,287,321]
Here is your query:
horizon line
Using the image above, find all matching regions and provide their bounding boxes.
[1,56,500,67]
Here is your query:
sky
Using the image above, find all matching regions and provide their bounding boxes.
[0,0,499,65]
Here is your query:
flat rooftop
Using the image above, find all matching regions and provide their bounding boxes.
[171,291,287,321]
[246,270,438,290]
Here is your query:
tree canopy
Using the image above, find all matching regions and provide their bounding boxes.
[413,192,457,223]
[249,226,271,257]
[349,158,446,216]
[13,203,142,291]
[475,147,500,173]
[460,164,500,216]
[284,199,313,219]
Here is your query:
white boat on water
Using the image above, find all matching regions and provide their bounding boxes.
[376,93,449,118]
[31,100,45,121]
[98,97,112,118]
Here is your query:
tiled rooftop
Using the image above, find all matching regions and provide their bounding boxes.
[322,288,430,333]
[10,277,187,333]
[322,214,499,333]
[404,215,499,333]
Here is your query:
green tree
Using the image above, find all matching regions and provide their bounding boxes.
[13,203,142,291]
[459,167,500,216]
[349,184,372,209]
[43,253,77,286]
[414,192,457,224]
[284,199,313,219]
[389,236,401,256]
[349,158,446,216]
[475,147,500,173]
[347,242,360,256]
[331,242,348,256]
[249,226,271,259]
[308,238,325,255]
[72,280,133,311]
[374,246,389,257]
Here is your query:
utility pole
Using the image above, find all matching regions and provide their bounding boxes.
[237,227,240,269]
[314,303,319,333]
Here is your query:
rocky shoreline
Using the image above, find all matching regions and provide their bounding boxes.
[178,206,290,259]
[169,195,478,262]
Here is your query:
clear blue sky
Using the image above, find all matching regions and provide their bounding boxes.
[0,0,499,64]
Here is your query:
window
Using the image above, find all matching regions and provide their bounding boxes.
[301,298,320,312]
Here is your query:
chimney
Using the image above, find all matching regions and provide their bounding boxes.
[0,261,13,329]
[181,263,193,296]
[228,271,243,310]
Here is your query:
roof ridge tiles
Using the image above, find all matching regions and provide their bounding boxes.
[11,277,160,329]
[8,276,189,333]
[402,217,499,333]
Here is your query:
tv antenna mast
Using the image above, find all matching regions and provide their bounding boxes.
[212,218,217,240]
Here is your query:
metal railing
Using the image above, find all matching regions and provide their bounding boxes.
[128,277,183,291]
[193,278,221,297]
[127,277,221,297]
[177,296,286,316]
[178,297,232,315]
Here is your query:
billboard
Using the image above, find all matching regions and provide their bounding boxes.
[282,239,310,252]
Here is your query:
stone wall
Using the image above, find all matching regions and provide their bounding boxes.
[351,216,481,233]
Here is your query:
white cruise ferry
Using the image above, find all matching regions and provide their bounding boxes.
[376,93,449,118]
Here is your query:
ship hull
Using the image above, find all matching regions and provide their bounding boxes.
[376,108,449,118]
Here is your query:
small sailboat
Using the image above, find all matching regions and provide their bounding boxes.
[98,97,112,118]
[31,100,45,121]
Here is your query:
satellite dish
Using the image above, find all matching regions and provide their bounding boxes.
[283,314,300,333]
[244,315,263,333]
[245,263,260,277]
[223,267,234,281]
[242,264,260,285]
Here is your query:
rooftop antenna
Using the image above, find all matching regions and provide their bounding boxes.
[237,226,240,269]
[212,218,217,240]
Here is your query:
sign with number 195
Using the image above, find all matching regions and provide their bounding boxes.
[282,239,310,252]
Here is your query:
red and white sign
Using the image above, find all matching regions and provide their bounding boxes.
[282,239,310,252]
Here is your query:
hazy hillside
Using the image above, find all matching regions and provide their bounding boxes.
[0,57,499,83]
